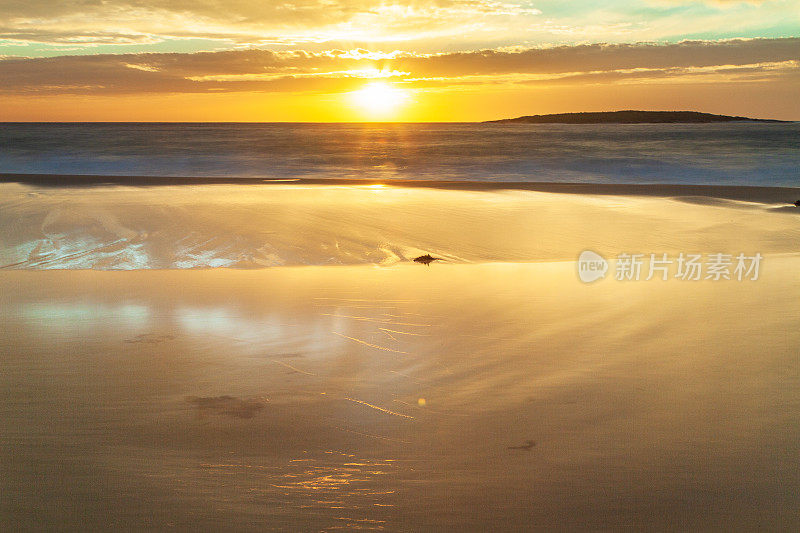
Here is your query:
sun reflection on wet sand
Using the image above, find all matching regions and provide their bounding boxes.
[189,452,397,531]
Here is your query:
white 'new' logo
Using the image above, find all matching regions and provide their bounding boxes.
[577,250,608,283]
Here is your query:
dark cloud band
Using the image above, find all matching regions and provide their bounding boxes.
[0,38,796,94]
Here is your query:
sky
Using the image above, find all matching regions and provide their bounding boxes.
[0,0,798,121]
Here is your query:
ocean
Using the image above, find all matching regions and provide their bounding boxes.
[1,122,798,186]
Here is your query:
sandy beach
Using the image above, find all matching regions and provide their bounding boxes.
[1,181,799,530]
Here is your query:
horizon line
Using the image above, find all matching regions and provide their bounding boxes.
[1,111,795,124]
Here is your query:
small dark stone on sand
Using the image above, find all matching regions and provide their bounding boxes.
[413,254,442,265]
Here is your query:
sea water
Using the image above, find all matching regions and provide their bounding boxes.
[1,122,798,186]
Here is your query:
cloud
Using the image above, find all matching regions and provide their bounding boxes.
[392,38,800,77]
[0,0,544,48]
[2,0,796,54]
[0,38,797,95]
[515,61,800,86]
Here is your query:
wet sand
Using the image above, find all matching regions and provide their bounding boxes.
[1,183,799,530]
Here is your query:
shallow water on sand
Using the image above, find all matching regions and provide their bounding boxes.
[2,183,799,269]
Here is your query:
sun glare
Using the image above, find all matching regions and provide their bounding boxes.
[349,82,409,118]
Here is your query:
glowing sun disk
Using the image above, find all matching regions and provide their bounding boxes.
[349,82,409,117]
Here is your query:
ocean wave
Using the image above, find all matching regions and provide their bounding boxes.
[2,122,799,186]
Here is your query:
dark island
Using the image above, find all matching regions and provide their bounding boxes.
[486,110,788,124]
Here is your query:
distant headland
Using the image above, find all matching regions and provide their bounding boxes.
[485,110,789,124]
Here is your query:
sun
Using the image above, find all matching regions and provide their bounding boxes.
[348,82,409,118]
